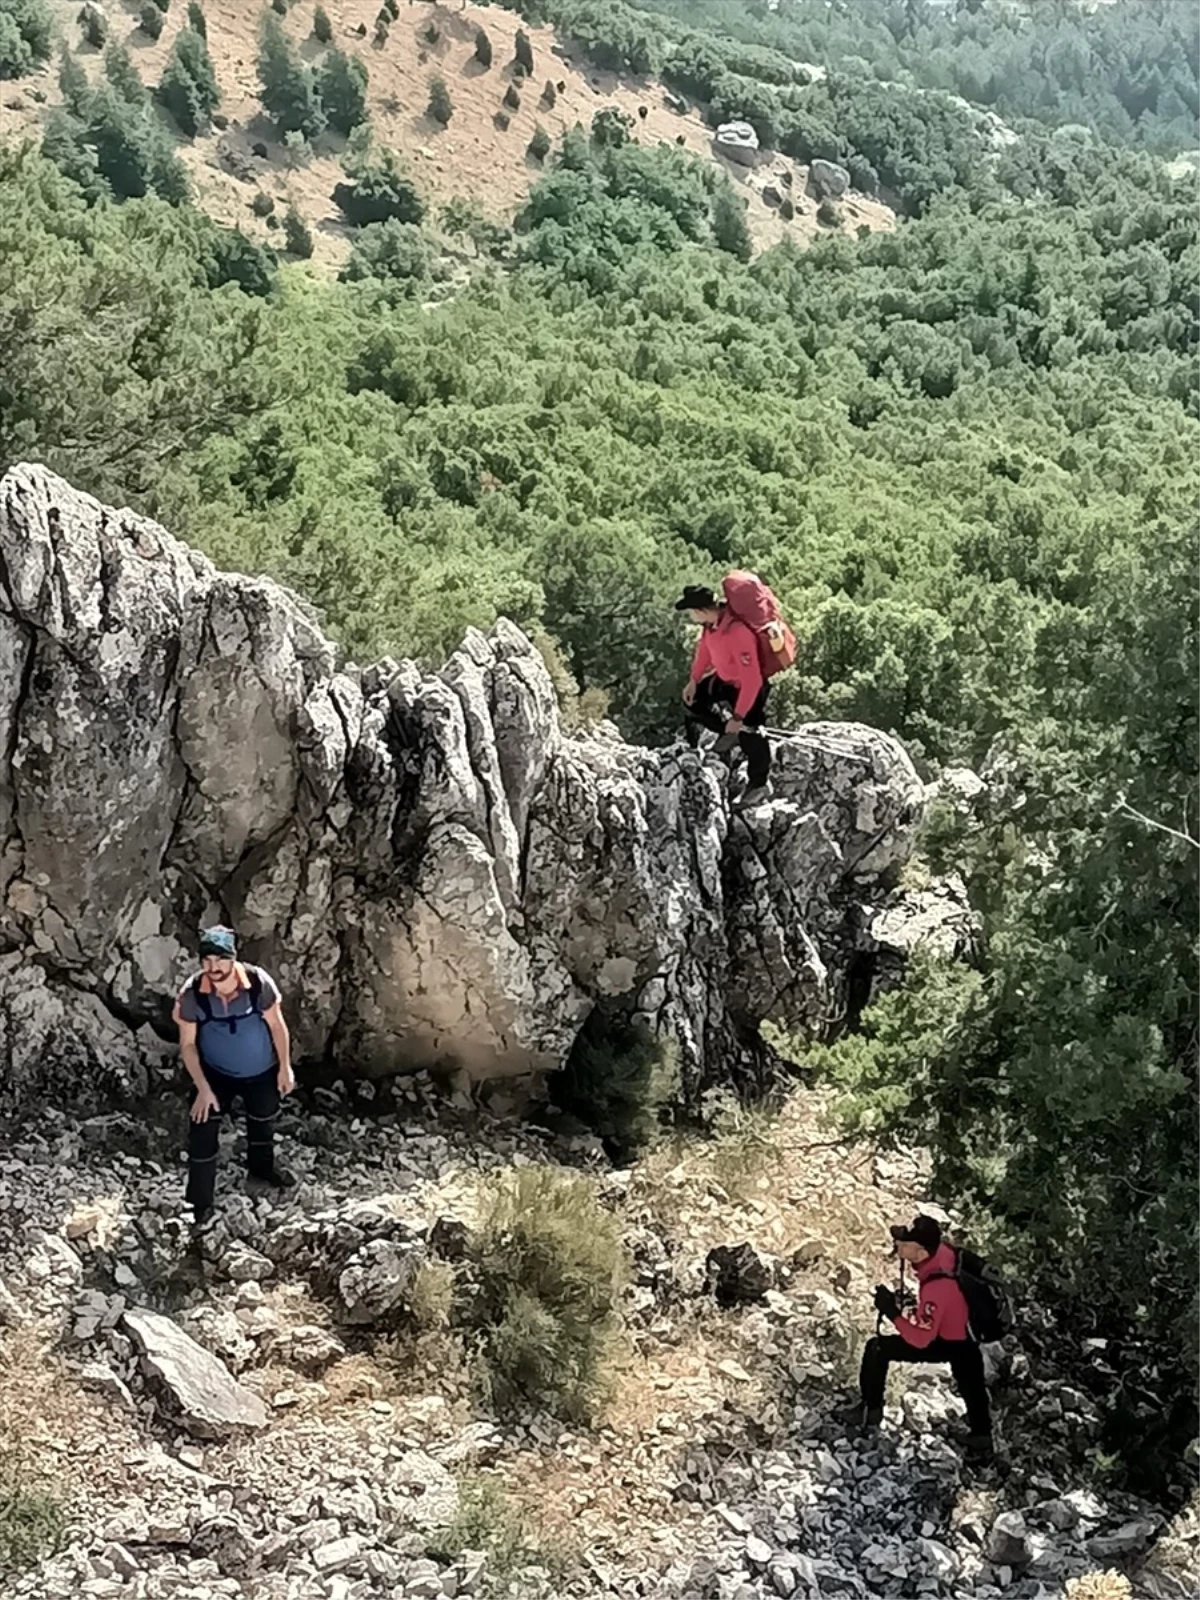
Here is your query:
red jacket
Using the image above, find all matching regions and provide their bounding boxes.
[688,608,765,719]
[890,1243,971,1347]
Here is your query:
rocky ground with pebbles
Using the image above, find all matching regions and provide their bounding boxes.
[1,1071,1195,1600]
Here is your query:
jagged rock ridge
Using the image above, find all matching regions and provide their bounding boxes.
[0,464,951,1110]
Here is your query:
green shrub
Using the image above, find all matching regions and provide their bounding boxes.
[514,26,533,74]
[104,42,145,105]
[469,1167,625,1421]
[473,26,491,68]
[0,0,53,81]
[493,110,510,131]
[340,218,431,287]
[78,3,107,49]
[283,204,313,257]
[271,0,287,14]
[383,0,398,17]
[312,3,331,44]
[427,1475,574,1586]
[527,123,550,163]
[138,1,163,39]
[502,82,520,111]
[817,197,840,227]
[187,2,206,37]
[57,48,90,117]
[540,79,556,108]
[427,73,451,126]
[0,1442,65,1575]
[251,189,274,216]
[553,1003,678,1159]
[779,196,794,221]
[333,144,424,226]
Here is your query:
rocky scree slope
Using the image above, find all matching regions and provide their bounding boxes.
[2,1075,1194,1600]
[0,463,956,1113]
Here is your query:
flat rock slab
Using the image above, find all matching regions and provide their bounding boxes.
[123,1308,268,1438]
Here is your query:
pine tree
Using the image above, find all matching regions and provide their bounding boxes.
[313,4,332,45]
[138,2,163,40]
[283,205,314,257]
[316,48,368,137]
[104,42,145,106]
[427,74,452,127]
[58,48,91,119]
[712,185,752,263]
[187,2,207,39]
[78,3,108,49]
[473,27,491,68]
[514,27,533,74]
[258,11,324,140]
[159,25,220,137]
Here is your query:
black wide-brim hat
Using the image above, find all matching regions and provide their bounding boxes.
[674,584,719,611]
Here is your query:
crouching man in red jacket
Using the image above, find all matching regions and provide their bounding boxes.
[849,1214,993,1461]
[676,583,772,805]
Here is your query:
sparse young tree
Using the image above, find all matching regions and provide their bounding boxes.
[427,74,451,126]
[313,4,332,44]
[187,2,207,39]
[473,26,491,68]
[527,123,550,162]
[503,82,520,111]
[514,26,533,74]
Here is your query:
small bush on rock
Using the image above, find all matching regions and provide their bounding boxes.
[470,1167,625,1421]
[0,1440,65,1574]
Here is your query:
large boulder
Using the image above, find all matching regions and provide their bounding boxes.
[714,121,761,166]
[810,159,850,199]
[0,464,929,1111]
[123,1308,269,1437]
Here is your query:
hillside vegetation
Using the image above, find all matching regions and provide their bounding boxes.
[0,0,1197,1491]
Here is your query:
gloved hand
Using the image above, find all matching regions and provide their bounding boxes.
[873,1284,900,1319]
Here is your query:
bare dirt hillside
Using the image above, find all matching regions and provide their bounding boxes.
[3,0,895,271]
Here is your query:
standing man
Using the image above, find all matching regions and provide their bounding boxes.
[175,926,295,1225]
[849,1215,993,1461]
[675,584,772,805]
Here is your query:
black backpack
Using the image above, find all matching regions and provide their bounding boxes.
[926,1246,1013,1344]
[190,967,265,1033]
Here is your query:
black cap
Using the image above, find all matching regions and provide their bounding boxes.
[890,1215,942,1254]
[674,584,720,612]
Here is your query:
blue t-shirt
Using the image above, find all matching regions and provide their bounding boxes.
[178,965,281,1079]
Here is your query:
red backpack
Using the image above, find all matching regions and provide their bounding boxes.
[722,571,797,678]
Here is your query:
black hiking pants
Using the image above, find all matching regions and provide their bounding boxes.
[686,675,772,788]
[860,1335,991,1438]
[185,1064,279,1213]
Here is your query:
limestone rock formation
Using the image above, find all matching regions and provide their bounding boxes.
[0,464,931,1111]
[810,158,851,198]
[713,120,761,165]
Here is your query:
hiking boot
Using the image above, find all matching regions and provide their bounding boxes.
[734,783,772,810]
[838,1403,883,1435]
[191,1202,214,1231]
[964,1433,995,1464]
[247,1167,296,1197]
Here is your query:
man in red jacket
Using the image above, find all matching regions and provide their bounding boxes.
[675,584,772,803]
[849,1214,993,1460]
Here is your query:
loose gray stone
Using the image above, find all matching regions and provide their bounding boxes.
[123,1308,268,1437]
